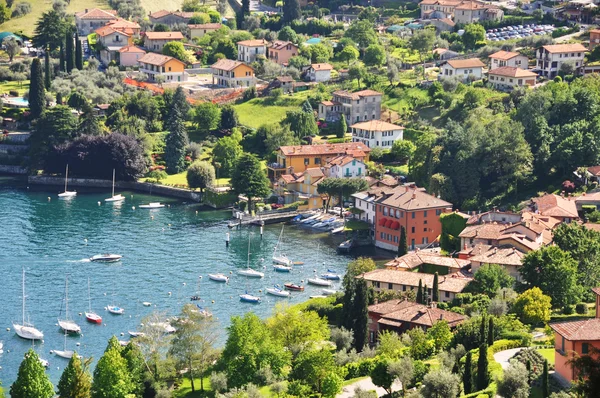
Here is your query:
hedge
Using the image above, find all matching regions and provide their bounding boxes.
[202,189,237,208]
[343,357,378,380]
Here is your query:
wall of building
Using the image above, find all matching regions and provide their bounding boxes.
[375,206,445,251]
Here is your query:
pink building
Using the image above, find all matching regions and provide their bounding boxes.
[268,41,299,65]
[119,45,146,67]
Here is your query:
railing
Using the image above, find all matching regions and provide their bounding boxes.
[267,162,286,169]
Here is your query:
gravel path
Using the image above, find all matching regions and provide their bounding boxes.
[337,377,402,398]
[493,347,526,370]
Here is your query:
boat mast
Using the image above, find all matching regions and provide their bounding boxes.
[65,164,69,192]
[22,268,25,325]
[88,277,92,313]
[112,169,115,197]
[65,275,70,321]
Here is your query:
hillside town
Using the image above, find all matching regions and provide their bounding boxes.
[2,0,600,396]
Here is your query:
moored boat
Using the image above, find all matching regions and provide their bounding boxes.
[284,282,304,291]
[89,253,122,263]
[58,275,81,334]
[240,293,261,303]
[208,273,229,282]
[107,305,124,315]
[266,286,291,297]
[129,331,145,338]
[307,277,332,287]
[321,270,341,281]
[238,268,264,278]
[273,264,292,272]
[105,169,125,202]
[139,202,165,209]
[322,289,337,296]
[58,164,77,198]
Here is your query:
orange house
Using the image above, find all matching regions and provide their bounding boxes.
[137,53,188,83]
[590,29,600,50]
[550,287,600,383]
[211,59,256,88]
[268,40,299,65]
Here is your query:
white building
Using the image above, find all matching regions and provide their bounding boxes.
[536,43,587,78]
[324,155,367,178]
[351,190,380,225]
[189,23,222,39]
[351,120,404,149]
[488,66,537,91]
[306,63,333,82]
[237,39,267,63]
[488,50,529,70]
[439,58,486,81]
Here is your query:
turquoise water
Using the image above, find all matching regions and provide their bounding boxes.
[0,182,353,386]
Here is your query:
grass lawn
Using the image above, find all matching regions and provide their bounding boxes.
[345,219,371,231]
[390,47,423,64]
[0,80,30,96]
[173,376,211,397]
[140,171,230,188]
[233,91,311,129]
[537,348,555,365]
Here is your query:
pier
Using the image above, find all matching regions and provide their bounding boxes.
[229,208,299,227]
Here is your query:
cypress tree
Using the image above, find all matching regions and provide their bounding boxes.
[28,58,46,119]
[44,48,51,90]
[56,91,63,105]
[480,315,487,345]
[423,284,429,305]
[353,278,369,351]
[58,353,92,398]
[59,43,65,72]
[432,272,439,302]
[526,359,532,384]
[10,349,54,398]
[75,32,83,70]
[487,317,494,346]
[463,351,473,394]
[302,100,312,113]
[165,107,189,174]
[65,30,74,73]
[542,359,549,398]
[416,279,423,304]
[283,0,301,24]
[336,115,347,139]
[476,343,489,391]
[398,226,407,256]
[166,86,190,131]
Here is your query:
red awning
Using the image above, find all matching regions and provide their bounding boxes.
[385,219,393,228]
[378,217,388,226]
[391,221,400,230]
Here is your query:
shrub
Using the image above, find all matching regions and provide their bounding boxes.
[575,303,588,315]
[242,86,257,101]
[12,1,32,17]
[499,332,532,347]
[563,304,574,315]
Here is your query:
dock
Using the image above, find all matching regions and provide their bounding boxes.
[228,209,299,227]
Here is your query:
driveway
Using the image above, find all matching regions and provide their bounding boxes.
[337,377,402,398]
[493,347,526,370]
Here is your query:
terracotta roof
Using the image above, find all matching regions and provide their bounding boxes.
[107,19,140,29]
[174,11,195,18]
[304,167,325,185]
[419,0,462,5]
[587,166,600,176]
[531,194,579,218]
[119,45,145,53]
[497,234,541,252]
[591,287,600,297]
[488,66,537,78]
[550,318,600,341]
[455,1,488,10]
[590,29,600,34]
[351,120,404,132]
[439,18,456,26]
[466,210,521,225]
[376,185,452,211]
[279,142,370,157]
[211,58,251,71]
[270,40,298,50]
[333,89,383,100]
[469,245,524,266]
[459,223,507,240]
[144,31,184,40]
[275,76,293,82]
[75,8,118,19]
[433,48,449,55]
[310,63,333,71]
[326,154,361,167]
[385,252,470,270]
[542,44,587,53]
[188,23,222,29]
[237,39,267,47]
[446,58,486,69]
[149,9,171,19]
[489,50,521,61]
[95,25,131,37]
[95,103,110,110]
[361,269,472,293]
[138,53,183,66]
[380,302,467,328]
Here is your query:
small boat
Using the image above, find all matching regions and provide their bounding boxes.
[284,282,304,291]
[190,295,201,301]
[58,164,77,198]
[292,215,303,222]
[308,277,332,287]
[322,289,337,296]
[0,341,3,353]
[105,169,125,202]
[148,322,176,334]
[107,305,124,315]
[273,225,293,266]
[238,268,264,278]
[85,278,102,324]
[142,302,152,307]
[330,226,345,234]
[266,286,291,297]
[119,340,129,347]
[208,273,229,282]
[53,332,80,359]
[139,202,164,209]
[240,293,261,303]
[39,357,49,367]
[321,270,341,281]
[338,239,354,252]
[273,264,292,272]
[301,214,321,223]
[89,253,122,263]
[128,331,145,338]
[58,275,81,334]
[14,269,44,341]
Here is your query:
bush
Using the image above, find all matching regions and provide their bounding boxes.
[186,142,203,160]
[498,332,532,347]
[489,339,525,354]
[343,357,377,379]
[563,304,574,315]
[242,86,257,101]
[575,303,588,315]
[12,1,32,17]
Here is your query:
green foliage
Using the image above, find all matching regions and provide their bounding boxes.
[92,339,133,398]
[266,304,330,353]
[187,161,215,192]
[398,226,407,256]
[162,41,191,63]
[553,223,600,291]
[576,303,589,314]
[282,0,301,24]
[416,279,423,305]
[376,330,404,358]
[391,140,416,164]
[317,177,369,211]
[463,351,473,394]
[498,362,529,398]
[344,20,378,48]
[75,32,83,70]
[28,58,45,119]
[65,30,74,73]
[230,153,271,211]
[283,109,318,138]
[472,264,515,297]
[338,45,359,65]
[164,107,189,174]
[363,44,386,66]
[220,105,239,130]
[421,368,461,398]
[427,320,452,352]
[335,116,347,139]
[193,102,221,134]
[29,105,78,168]
[321,372,343,398]
[543,359,550,398]
[513,287,551,325]
[213,136,242,177]
[433,272,440,303]
[57,354,92,398]
[370,357,394,394]
[462,24,486,50]
[33,10,68,50]
[291,348,338,392]
[476,343,489,391]
[408,327,435,360]
[439,212,467,253]
[568,345,600,396]
[10,349,54,398]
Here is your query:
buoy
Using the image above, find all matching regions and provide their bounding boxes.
[104,293,107,296]
[198,276,202,279]
[258,289,262,293]
[98,201,101,206]
[195,211,198,215]
[151,215,154,220]
[211,300,215,303]
[225,232,229,247]
[55,323,58,326]
[132,206,136,210]
[168,224,171,227]
[131,195,133,198]
[47,197,51,201]
[168,204,171,208]
[78,312,82,316]
[6,327,10,331]
[229,271,232,274]
[84,238,88,243]
[76,343,80,346]
[120,333,124,336]
[168,292,172,296]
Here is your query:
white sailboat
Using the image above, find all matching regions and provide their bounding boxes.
[307,277,333,287]
[85,278,102,324]
[13,268,44,341]
[58,164,77,198]
[139,202,165,209]
[208,273,229,282]
[272,225,293,266]
[266,286,291,297]
[238,233,264,278]
[52,332,80,359]
[89,253,122,263]
[105,169,125,202]
[58,275,81,334]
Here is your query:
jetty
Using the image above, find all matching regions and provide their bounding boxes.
[229,208,299,227]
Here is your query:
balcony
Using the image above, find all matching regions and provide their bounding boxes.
[267,162,286,170]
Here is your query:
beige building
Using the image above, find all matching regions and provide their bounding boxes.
[488,50,529,70]
[306,63,333,82]
[149,10,195,25]
[468,245,525,281]
[419,0,503,23]
[536,43,587,78]
[318,89,383,123]
[351,120,404,150]
[75,8,118,35]
[119,45,146,67]
[189,23,222,39]
[439,58,485,81]
[144,31,185,53]
[488,67,537,90]
[211,59,256,88]
[237,39,267,63]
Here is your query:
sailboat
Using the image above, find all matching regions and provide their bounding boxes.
[13,268,44,340]
[58,275,81,334]
[85,278,102,324]
[52,331,80,359]
[272,225,293,266]
[266,285,291,297]
[58,164,77,198]
[105,169,125,202]
[238,233,264,278]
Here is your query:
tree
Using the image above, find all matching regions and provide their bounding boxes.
[170,304,218,392]
[388,357,414,397]
[513,287,551,325]
[284,109,318,138]
[92,339,133,398]
[421,368,461,398]
[236,0,249,29]
[4,37,20,62]
[57,354,92,398]
[487,317,494,346]
[187,161,215,193]
[409,29,435,79]
[10,349,54,398]
[363,44,386,66]
[463,351,473,394]
[164,107,189,174]
[353,278,369,351]
[163,41,190,63]
[542,359,549,398]
[520,246,579,308]
[553,223,600,290]
[67,91,88,111]
[220,104,238,130]
[266,304,330,354]
[282,0,301,24]
[398,226,407,256]
[338,45,359,66]
[476,343,489,391]
[33,10,67,50]
[348,64,367,89]
[416,279,423,304]
[278,26,298,43]
[29,105,78,168]
[59,43,65,72]
[427,320,452,352]
[321,372,343,398]
[28,58,45,119]
[498,361,529,398]
[568,346,600,397]
[193,102,221,134]
[344,20,378,48]
[479,316,487,345]
[335,115,347,139]
[560,60,576,76]
[0,1,10,23]
[121,343,145,397]
[262,123,299,155]
[65,29,74,73]
[391,140,416,164]
[462,24,486,50]
[213,136,242,177]
[230,153,271,212]
[75,32,83,70]
[165,86,191,131]
[432,272,440,302]
[44,48,51,89]
[291,349,337,392]
[473,264,515,297]
[371,357,394,394]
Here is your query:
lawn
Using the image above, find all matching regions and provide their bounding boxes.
[0,80,30,96]
[390,47,423,64]
[140,171,230,188]
[233,91,311,129]
[537,348,555,365]
[173,376,211,397]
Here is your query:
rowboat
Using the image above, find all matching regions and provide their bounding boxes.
[128,331,145,338]
[284,282,304,291]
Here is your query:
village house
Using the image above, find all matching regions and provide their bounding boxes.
[271,76,294,93]
[93,104,110,117]
[550,287,600,383]
[350,120,404,149]
[384,252,470,275]
[188,23,222,39]
[318,90,383,124]
[75,8,118,35]
[374,185,452,251]
[575,191,600,211]
[322,155,367,178]
[488,50,529,69]
[237,39,267,63]
[432,47,459,60]
[488,67,537,91]
[536,43,587,78]
[419,0,503,23]
[306,63,333,82]
[118,45,146,67]
[267,142,370,182]
[143,31,185,53]
[466,210,522,225]
[427,18,456,33]
[211,59,256,88]
[467,244,525,281]
[439,58,486,81]
[137,53,188,83]
[149,10,195,25]
[367,298,467,345]
[351,180,407,227]
[590,29,600,50]
[276,168,326,209]
[267,40,299,65]
[95,25,134,65]
[526,193,579,223]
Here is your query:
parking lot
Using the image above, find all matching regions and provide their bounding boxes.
[486,24,556,41]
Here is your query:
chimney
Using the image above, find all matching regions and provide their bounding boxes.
[439,313,443,320]
[85,8,89,13]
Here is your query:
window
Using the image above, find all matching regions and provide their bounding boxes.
[561,336,565,352]
[388,283,393,290]
[583,343,589,354]
[383,207,388,216]
[315,158,321,164]
[424,211,428,217]
[370,331,375,344]
[412,212,415,219]
[445,291,450,298]
[424,220,428,225]
[304,158,309,165]
[396,210,400,218]
[411,226,415,233]
[402,285,407,291]
[424,228,427,232]
[375,281,380,288]
[411,239,415,249]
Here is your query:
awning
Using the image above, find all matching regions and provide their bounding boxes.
[391,221,400,230]
[385,219,393,228]
[378,217,388,226]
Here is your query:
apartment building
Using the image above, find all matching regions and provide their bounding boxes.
[211,58,256,88]
[318,90,383,124]
[488,50,529,69]
[237,39,267,63]
[536,43,587,78]
[351,120,404,149]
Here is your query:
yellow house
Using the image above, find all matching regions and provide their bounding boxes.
[277,168,326,210]
[189,23,222,38]
[211,58,256,88]
[267,142,370,182]
[137,53,188,83]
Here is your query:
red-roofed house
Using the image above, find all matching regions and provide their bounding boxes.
[439,58,486,81]
[527,193,579,223]
[268,41,299,65]
[75,8,118,35]
[144,31,185,53]
[551,287,600,383]
[211,59,256,88]
[237,39,267,63]
[149,10,195,25]
[488,67,537,90]
[536,43,587,78]
[95,25,134,65]
[276,167,326,209]
[318,90,383,124]
[488,50,529,70]
[138,53,188,83]
[323,155,367,178]
[189,23,222,39]
[119,45,146,67]
[307,63,333,82]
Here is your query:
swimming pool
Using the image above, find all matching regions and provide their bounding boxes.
[4,97,29,108]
